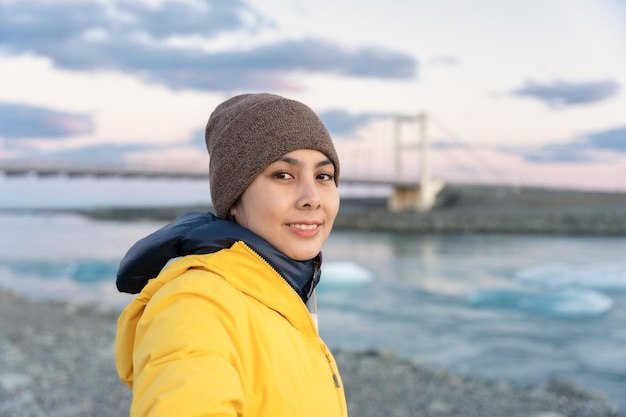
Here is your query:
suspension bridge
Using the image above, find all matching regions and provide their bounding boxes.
[0,114,503,211]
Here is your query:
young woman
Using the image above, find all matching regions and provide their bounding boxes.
[114,93,348,416]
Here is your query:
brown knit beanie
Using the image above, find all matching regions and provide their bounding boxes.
[205,93,340,219]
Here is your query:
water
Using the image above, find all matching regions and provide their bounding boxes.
[1,212,625,409]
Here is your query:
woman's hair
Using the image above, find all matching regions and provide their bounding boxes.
[205,93,340,219]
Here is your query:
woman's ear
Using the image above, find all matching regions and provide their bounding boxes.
[226,197,241,222]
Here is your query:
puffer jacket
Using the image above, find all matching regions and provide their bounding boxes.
[115,212,348,417]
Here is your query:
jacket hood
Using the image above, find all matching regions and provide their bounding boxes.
[116,211,321,302]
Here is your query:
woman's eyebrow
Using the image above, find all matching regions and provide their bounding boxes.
[276,156,333,168]
[316,159,334,168]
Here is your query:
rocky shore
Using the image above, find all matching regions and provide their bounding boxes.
[77,184,626,235]
[332,184,626,235]
[0,290,623,417]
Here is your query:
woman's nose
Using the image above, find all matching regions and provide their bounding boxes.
[297,179,321,209]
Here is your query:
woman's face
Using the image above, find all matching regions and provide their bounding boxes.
[230,149,340,261]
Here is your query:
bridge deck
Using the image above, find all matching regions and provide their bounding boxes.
[0,161,419,187]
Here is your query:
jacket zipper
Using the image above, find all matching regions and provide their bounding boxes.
[321,343,346,417]
[241,242,342,391]
[321,344,341,388]
[240,242,306,305]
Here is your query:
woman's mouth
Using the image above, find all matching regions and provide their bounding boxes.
[287,223,320,230]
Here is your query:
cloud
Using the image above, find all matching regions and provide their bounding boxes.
[116,1,263,39]
[2,139,177,164]
[187,129,207,149]
[0,102,93,139]
[136,38,416,90]
[0,0,417,91]
[522,143,591,163]
[319,110,393,136]
[27,143,147,163]
[2,121,207,161]
[520,126,626,162]
[512,78,620,107]
[585,127,626,152]
[0,0,258,45]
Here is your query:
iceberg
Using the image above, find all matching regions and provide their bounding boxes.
[318,261,374,289]
[1,259,119,283]
[515,262,626,292]
[468,288,613,318]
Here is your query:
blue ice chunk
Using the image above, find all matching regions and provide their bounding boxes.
[318,261,374,289]
[468,288,613,318]
[515,262,626,292]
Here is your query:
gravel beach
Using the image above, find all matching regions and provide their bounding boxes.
[0,290,623,417]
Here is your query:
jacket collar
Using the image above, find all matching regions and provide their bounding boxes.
[116,212,321,302]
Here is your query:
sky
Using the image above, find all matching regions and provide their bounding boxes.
[0,0,625,208]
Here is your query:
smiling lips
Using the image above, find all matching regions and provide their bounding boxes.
[286,222,322,236]
[288,223,320,230]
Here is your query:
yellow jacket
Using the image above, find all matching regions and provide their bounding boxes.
[115,240,348,416]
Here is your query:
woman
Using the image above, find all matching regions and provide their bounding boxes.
[114,93,348,416]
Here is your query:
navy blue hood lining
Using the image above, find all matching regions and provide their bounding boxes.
[116,212,320,303]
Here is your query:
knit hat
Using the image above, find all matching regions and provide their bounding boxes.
[205,93,340,219]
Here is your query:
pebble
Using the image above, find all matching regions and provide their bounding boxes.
[0,373,32,392]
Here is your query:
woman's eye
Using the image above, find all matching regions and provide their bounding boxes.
[274,171,293,180]
[317,173,334,181]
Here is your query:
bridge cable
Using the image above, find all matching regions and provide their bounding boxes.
[428,114,512,184]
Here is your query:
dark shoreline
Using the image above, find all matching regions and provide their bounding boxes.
[6,183,624,235]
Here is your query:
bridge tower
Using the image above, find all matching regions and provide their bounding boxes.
[388,112,445,212]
